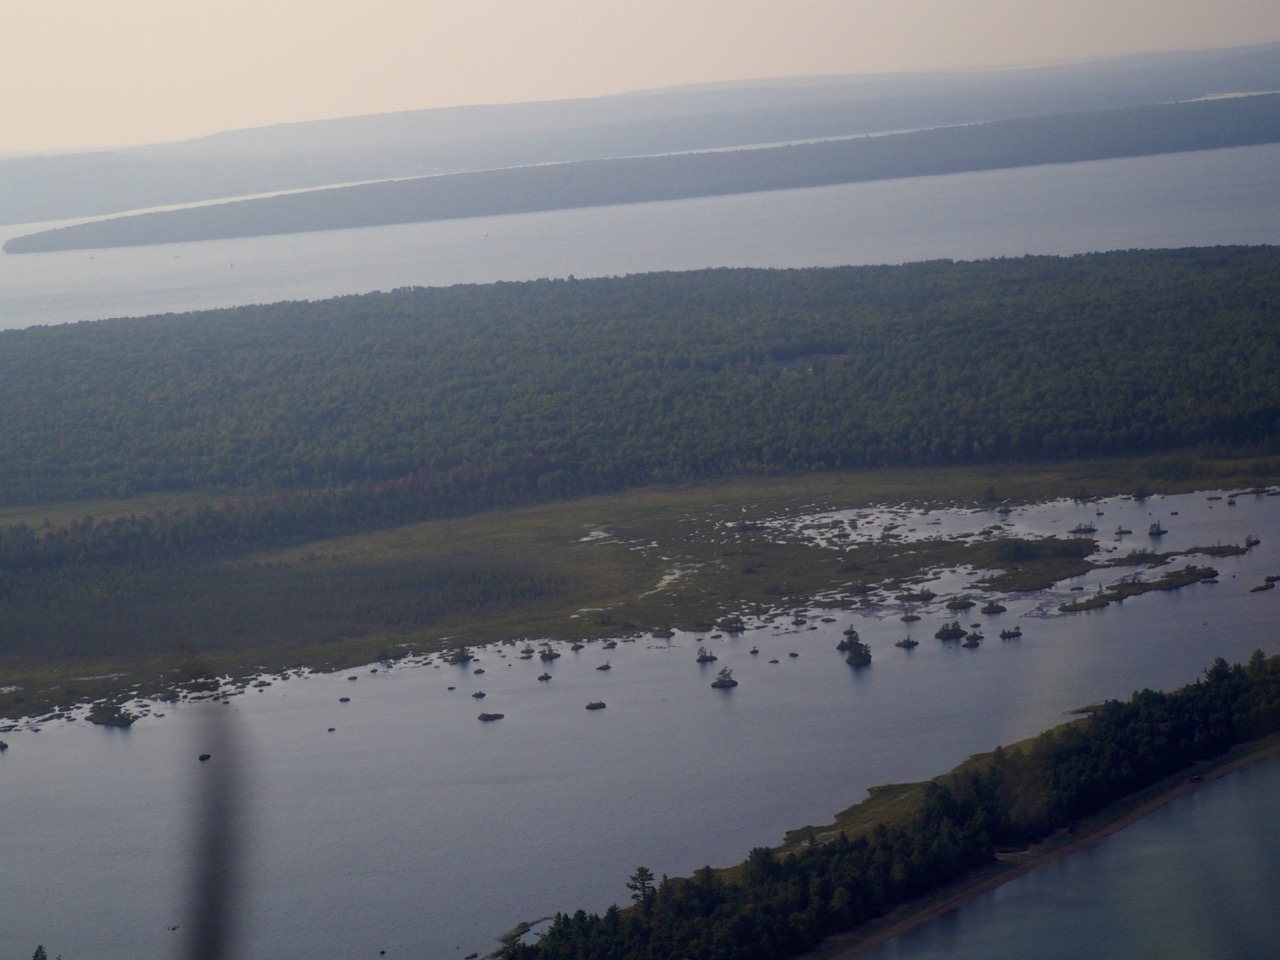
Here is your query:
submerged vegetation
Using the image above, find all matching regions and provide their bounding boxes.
[500,653,1280,960]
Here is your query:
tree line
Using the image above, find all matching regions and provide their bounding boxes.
[501,652,1280,960]
[2,247,1277,520]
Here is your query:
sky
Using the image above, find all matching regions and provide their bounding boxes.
[2,0,1279,155]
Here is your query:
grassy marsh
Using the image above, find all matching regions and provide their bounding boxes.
[2,455,1276,721]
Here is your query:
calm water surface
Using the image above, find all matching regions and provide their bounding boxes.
[2,490,1277,958]
[2,144,1278,329]
[3,146,1279,957]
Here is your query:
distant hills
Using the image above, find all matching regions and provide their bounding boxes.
[6,94,1278,254]
[1,42,1276,227]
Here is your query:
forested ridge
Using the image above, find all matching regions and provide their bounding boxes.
[3,247,1278,515]
[501,653,1280,960]
[6,93,1277,252]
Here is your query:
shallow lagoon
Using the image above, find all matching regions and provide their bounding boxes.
[2,488,1277,958]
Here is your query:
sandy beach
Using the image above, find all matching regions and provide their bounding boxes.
[807,735,1280,959]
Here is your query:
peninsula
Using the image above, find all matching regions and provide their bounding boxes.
[499,654,1280,960]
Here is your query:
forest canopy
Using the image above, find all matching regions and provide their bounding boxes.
[2,246,1279,512]
[2,247,1278,515]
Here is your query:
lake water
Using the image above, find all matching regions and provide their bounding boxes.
[2,489,1277,959]
[3,146,1280,957]
[2,143,1279,330]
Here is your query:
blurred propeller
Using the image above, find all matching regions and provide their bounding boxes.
[185,706,244,960]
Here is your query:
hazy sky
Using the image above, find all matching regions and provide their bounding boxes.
[3,0,1278,154]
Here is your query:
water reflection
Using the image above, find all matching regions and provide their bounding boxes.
[1,488,1276,959]
[864,755,1280,960]
[3,145,1279,330]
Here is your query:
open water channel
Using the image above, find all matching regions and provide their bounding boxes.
[2,488,1277,958]
[2,143,1279,330]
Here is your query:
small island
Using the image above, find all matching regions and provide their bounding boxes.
[836,629,860,652]
[844,639,872,667]
[710,667,738,689]
[87,702,137,727]
[1059,564,1218,613]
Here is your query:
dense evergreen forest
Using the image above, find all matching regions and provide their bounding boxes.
[6,94,1277,252]
[500,653,1280,960]
[3,247,1277,512]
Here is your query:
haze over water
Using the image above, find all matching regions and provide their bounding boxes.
[2,144,1278,331]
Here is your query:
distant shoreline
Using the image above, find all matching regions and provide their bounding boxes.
[8,94,1277,254]
[809,735,1280,959]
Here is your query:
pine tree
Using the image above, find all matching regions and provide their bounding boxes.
[626,866,656,917]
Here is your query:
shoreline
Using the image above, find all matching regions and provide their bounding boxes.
[808,735,1280,959]
[4,466,1275,726]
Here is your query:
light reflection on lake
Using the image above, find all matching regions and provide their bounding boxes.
[863,754,1280,960]
[1,488,1277,958]
[2,144,1278,330]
